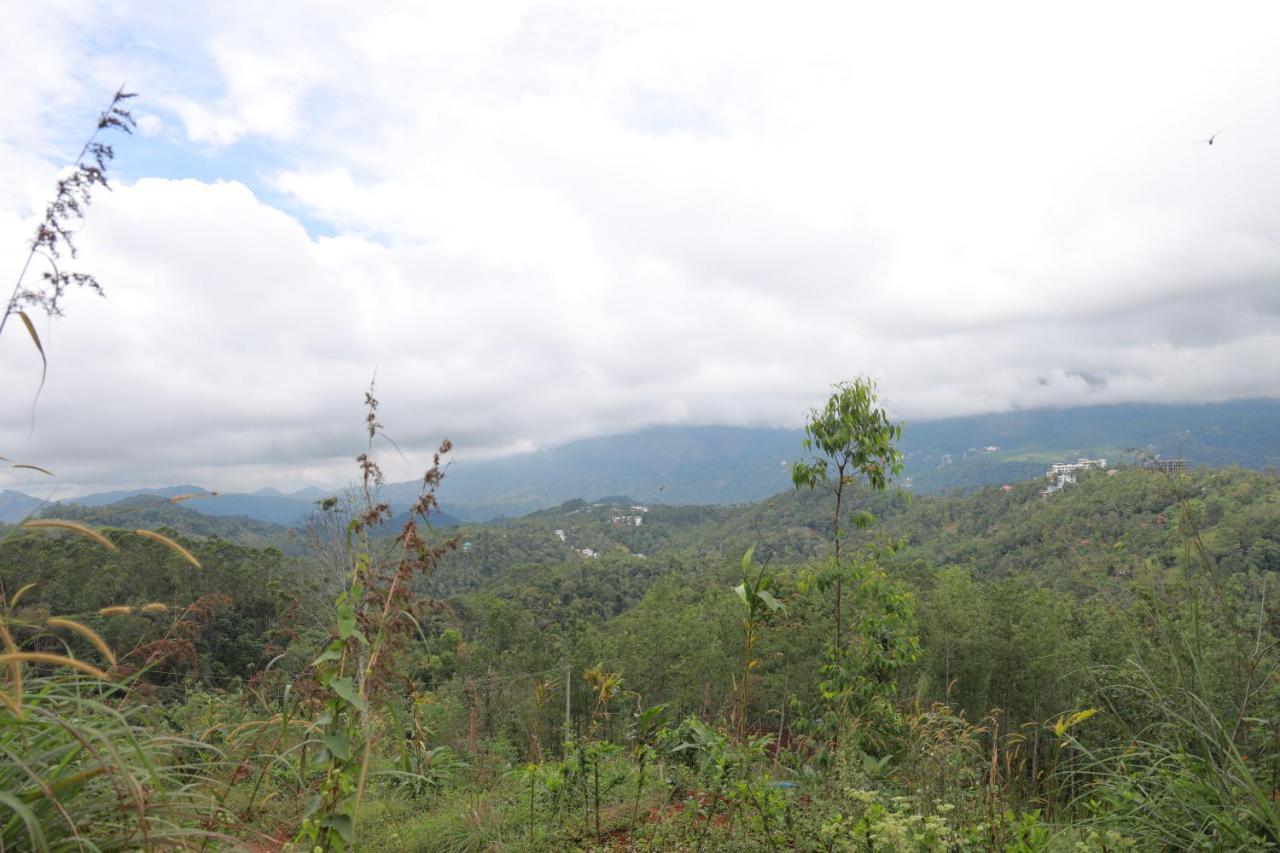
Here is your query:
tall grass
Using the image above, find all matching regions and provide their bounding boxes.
[1061,464,1280,848]
[0,674,230,850]
[1,514,239,848]
[1066,664,1280,849]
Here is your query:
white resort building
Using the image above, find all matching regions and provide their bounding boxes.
[1041,458,1108,497]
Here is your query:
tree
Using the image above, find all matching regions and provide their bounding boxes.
[792,377,903,656]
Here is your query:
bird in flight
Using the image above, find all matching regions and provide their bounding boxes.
[1195,131,1222,145]
[657,484,667,492]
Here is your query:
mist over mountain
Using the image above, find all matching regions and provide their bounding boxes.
[6,399,1278,526]
[380,398,1280,519]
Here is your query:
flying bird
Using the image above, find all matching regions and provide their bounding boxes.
[1195,131,1222,146]
[657,484,667,492]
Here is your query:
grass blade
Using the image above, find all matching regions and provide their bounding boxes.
[21,519,117,551]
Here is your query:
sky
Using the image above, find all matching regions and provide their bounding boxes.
[1,1,1279,496]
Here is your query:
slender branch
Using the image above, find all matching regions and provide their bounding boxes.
[1,87,135,339]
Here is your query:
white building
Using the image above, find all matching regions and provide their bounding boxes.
[1041,458,1108,496]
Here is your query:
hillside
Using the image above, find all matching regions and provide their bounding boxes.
[33,495,300,551]
[421,463,1280,614]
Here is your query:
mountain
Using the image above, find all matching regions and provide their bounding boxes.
[176,492,322,525]
[73,484,205,506]
[897,398,1280,492]
[288,486,331,501]
[36,495,298,551]
[381,425,802,521]
[386,398,1280,519]
[0,490,49,523]
[8,398,1279,527]
[69,486,319,526]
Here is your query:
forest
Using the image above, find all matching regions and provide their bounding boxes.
[3,377,1279,849]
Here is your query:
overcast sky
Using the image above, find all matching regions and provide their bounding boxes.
[1,1,1279,495]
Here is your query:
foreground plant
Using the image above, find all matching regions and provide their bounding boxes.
[734,546,783,738]
[295,385,457,851]
[1,554,230,849]
[3,87,135,373]
[791,379,911,752]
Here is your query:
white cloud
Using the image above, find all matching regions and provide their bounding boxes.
[2,1,1280,494]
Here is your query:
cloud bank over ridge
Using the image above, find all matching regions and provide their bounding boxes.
[2,1,1279,494]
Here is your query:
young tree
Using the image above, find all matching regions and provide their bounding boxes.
[791,377,903,655]
[733,546,784,737]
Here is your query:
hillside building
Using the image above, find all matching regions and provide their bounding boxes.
[1149,459,1187,475]
[1041,458,1108,497]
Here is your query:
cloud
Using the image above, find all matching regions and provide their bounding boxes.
[2,1,1280,494]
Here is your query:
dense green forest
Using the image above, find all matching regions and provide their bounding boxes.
[5,405,1280,849]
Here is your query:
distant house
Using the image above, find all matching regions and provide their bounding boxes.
[1001,484,1014,493]
[1149,459,1187,475]
[554,529,566,542]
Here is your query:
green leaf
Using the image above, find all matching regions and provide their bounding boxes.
[757,589,785,613]
[314,640,344,665]
[733,582,749,607]
[321,813,355,844]
[302,794,322,819]
[329,676,368,713]
[324,731,352,762]
[0,791,46,849]
[337,603,368,644]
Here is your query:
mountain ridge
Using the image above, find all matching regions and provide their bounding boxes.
[4,398,1278,525]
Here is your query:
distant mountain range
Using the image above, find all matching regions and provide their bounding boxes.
[3,399,1279,526]
[57,484,336,526]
